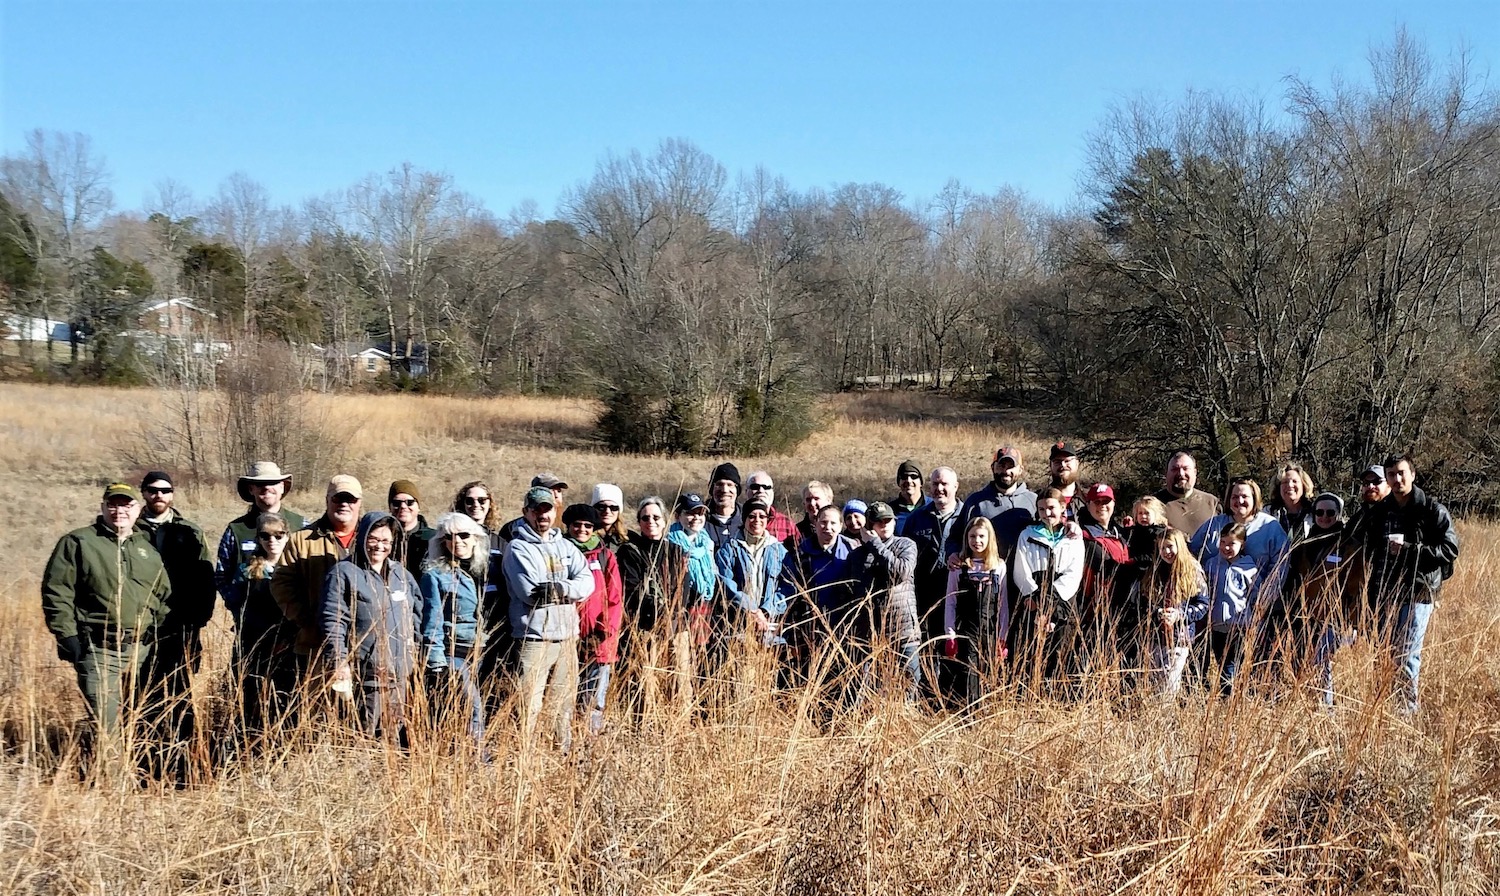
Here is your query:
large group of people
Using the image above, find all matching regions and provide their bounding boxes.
[40,442,1461,769]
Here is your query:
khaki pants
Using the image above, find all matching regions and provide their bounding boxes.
[517,638,579,747]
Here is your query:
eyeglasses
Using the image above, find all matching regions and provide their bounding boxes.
[257,531,289,541]
[144,486,173,495]
[463,496,490,506]
[594,503,620,512]
[443,532,474,542]
[391,498,417,508]
[365,538,394,549]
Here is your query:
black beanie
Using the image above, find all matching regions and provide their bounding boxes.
[710,462,742,490]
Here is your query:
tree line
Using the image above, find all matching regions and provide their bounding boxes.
[2,33,1497,508]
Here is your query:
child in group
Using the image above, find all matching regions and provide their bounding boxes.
[942,518,1009,706]
[1201,523,1259,695]
[1131,527,1208,696]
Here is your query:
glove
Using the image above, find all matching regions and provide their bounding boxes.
[425,666,451,690]
[56,635,85,664]
[530,582,567,604]
[942,636,958,659]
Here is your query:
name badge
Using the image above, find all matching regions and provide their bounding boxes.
[1326,554,1341,564]
[485,584,498,593]
[241,540,257,552]
[391,590,407,602]
[589,560,602,571]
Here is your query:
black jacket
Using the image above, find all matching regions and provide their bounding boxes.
[1361,487,1460,604]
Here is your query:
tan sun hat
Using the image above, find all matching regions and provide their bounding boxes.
[237,461,293,502]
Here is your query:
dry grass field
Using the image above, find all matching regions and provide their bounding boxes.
[1,382,1497,895]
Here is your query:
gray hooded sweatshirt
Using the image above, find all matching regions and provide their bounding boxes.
[503,519,593,641]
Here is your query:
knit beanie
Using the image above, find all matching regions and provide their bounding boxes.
[710,462,742,490]
[389,479,421,504]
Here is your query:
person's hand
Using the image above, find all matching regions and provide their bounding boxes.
[946,553,964,571]
[330,663,354,697]
[1160,606,1184,625]
[750,609,771,632]
[55,635,84,664]
[998,640,1009,662]
[1065,521,1082,539]
[861,529,875,544]
[531,582,566,603]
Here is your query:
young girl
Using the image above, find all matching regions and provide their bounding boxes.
[1010,489,1085,689]
[1131,527,1208,696]
[942,518,1009,706]
[237,513,294,737]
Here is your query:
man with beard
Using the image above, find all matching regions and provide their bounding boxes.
[1153,451,1221,536]
[1345,463,1391,545]
[134,472,215,767]
[947,446,1037,561]
[216,462,307,623]
[1047,441,1087,522]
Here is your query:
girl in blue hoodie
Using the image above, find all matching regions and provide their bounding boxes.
[1200,522,1259,695]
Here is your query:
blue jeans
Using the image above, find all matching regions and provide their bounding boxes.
[1317,601,1434,715]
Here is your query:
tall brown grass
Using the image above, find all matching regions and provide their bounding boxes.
[2,383,1497,894]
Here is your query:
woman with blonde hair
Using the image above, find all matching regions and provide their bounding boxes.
[942,517,1008,706]
[419,511,489,747]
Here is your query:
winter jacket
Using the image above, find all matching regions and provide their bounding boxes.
[903,502,964,626]
[889,497,927,534]
[763,507,797,545]
[575,537,625,664]
[717,535,789,616]
[1152,488,1221,539]
[779,534,859,614]
[502,520,592,641]
[320,512,421,684]
[949,482,1038,557]
[419,563,483,671]
[136,511,216,632]
[399,516,436,575]
[1128,563,1209,649]
[1011,524,1085,622]
[215,505,308,618]
[42,518,171,644]
[617,532,689,634]
[1203,553,1259,630]
[851,534,922,646]
[705,508,744,551]
[272,514,352,655]
[1362,486,1460,605]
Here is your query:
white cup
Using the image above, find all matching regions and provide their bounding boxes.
[1387,533,1405,548]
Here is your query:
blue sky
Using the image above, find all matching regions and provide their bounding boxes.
[2,1,1495,218]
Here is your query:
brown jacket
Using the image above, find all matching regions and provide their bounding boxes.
[271,515,351,655]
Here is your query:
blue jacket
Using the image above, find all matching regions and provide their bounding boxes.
[320,512,421,683]
[419,563,482,671]
[779,534,858,613]
[1202,553,1259,631]
[1190,512,1290,595]
[716,536,788,616]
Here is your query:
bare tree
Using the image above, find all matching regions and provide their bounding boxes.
[205,172,272,333]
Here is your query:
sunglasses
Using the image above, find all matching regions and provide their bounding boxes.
[747,483,773,491]
[1314,509,1339,518]
[463,496,490,506]
[594,503,620,512]
[391,498,417,508]
[443,532,474,542]
[257,531,289,540]
[144,486,174,495]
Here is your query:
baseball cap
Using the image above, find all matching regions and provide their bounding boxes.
[866,501,896,522]
[675,493,709,513]
[326,475,363,501]
[1360,464,1385,482]
[102,482,139,502]
[1086,483,1115,502]
[994,446,1022,466]
[1050,441,1078,460]
[525,486,556,508]
[531,473,568,491]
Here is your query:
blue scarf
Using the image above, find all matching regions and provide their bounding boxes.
[668,524,718,602]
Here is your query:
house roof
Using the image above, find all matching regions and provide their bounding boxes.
[143,297,213,316]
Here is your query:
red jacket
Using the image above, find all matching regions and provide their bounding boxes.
[576,541,625,664]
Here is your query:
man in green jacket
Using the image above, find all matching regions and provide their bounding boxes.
[41,483,172,750]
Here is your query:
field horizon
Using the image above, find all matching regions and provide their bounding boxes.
[2,382,1496,895]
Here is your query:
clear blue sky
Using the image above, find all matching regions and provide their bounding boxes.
[2,1,1495,218]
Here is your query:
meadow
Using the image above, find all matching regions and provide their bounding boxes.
[1,382,1496,895]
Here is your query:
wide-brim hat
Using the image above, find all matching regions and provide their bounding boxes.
[237,461,293,502]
